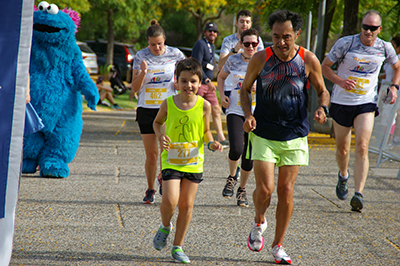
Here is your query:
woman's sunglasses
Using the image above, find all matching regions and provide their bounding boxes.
[243,41,259,48]
[361,24,380,32]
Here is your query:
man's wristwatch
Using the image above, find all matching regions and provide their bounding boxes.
[231,48,237,54]
[391,84,399,90]
[205,79,211,84]
[319,105,329,116]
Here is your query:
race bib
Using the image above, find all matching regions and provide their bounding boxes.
[143,63,175,106]
[237,89,256,106]
[167,141,199,165]
[347,76,369,95]
[232,71,255,106]
[144,87,167,105]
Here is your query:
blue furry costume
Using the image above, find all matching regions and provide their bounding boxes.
[22,2,99,177]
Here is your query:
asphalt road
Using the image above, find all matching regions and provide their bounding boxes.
[10,110,400,265]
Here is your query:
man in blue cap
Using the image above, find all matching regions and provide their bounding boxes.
[192,22,229,147]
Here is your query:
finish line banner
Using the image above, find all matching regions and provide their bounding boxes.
[0,0,33,264]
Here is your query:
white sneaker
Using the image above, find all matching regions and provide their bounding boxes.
[247,219,267,252]
[271,244,291,264]
[101,101,110,107]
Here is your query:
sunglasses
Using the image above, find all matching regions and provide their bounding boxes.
[208,30,218,34]
[361,24,380,32]
[243,41,259,48]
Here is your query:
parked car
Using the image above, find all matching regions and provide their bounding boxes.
[85,40,136,81]
[77,41,98,74]
[177,46,219,79]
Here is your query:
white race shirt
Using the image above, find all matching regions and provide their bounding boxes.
[327,34,398,105]
[134,46,185,109]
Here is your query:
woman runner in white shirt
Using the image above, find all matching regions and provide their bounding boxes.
[217,28,259,207]
[130,19,185,204]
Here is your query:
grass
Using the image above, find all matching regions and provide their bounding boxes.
[83,78,137,112]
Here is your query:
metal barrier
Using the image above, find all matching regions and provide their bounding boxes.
[369,81,400,178]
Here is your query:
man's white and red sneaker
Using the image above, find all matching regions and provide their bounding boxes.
[247,220,267,252]
[271,244,291,264]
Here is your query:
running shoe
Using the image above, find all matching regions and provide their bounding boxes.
[222,175,237,198]
[157,173,163,196]
[350,192,364,212]
[271,244,291,264]
[171,246,190,263]
[220,139,230,148]
[153,223,171,250]
[247,220,267,252]
[142,189,156,204]
[236,187,249,207]
[336,170,349,200]
[112,104,123,110]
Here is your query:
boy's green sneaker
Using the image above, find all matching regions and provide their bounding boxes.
[171,246,190,263]
[153,223,171,250]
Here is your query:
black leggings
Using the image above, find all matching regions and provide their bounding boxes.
[227,114,253,172]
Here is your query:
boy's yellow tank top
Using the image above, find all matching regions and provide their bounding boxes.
[161,95,204,173]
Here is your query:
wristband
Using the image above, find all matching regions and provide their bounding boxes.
[207,141,215,152]
[391,84,399,90]
[231,48,237,54]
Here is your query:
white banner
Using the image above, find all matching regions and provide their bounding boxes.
[0,0,33,265]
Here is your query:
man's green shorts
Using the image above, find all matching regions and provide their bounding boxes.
[247,132,309,167]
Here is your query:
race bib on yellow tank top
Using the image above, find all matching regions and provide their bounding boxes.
[167,141,199,165]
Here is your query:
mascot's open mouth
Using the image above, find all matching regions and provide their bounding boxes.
[34,23,61,33]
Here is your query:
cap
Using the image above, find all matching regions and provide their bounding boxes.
[204,22,219,33]
[96,76,104,84]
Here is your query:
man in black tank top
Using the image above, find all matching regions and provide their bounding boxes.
[240,10,330,264]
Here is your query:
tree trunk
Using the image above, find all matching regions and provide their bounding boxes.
[342,0,359,37]
[196,15,203,41]
[106,9,114,67]
[322,0,336,55]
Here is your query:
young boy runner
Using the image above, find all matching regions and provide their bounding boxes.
[152,58,223,263]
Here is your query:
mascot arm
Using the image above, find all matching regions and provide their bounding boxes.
[74,60,99,111]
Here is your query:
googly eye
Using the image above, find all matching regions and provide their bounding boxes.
[46,4,59,14]
[38,1,50,11]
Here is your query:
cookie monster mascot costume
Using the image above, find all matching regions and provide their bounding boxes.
[22,2,99,178]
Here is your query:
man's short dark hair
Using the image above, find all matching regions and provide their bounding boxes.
[240,28,259,42]
[175,58,203,81]
[268,10,303,32]
[236,10,252,21]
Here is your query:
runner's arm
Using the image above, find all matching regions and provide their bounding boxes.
[203,100,223,151]
[153,100,170,151]
[130,59,148,100]
[389,60,400,104]
[217,69,230,108]
[240,51,265,132]
[305,50,330,124]
[321,56,356,90]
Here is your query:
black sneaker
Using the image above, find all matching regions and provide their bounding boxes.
[142,189,156,204]
[222,176,237,198]
[350,192,364,212]
[236,187,249,207]
[336,171,349,200]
